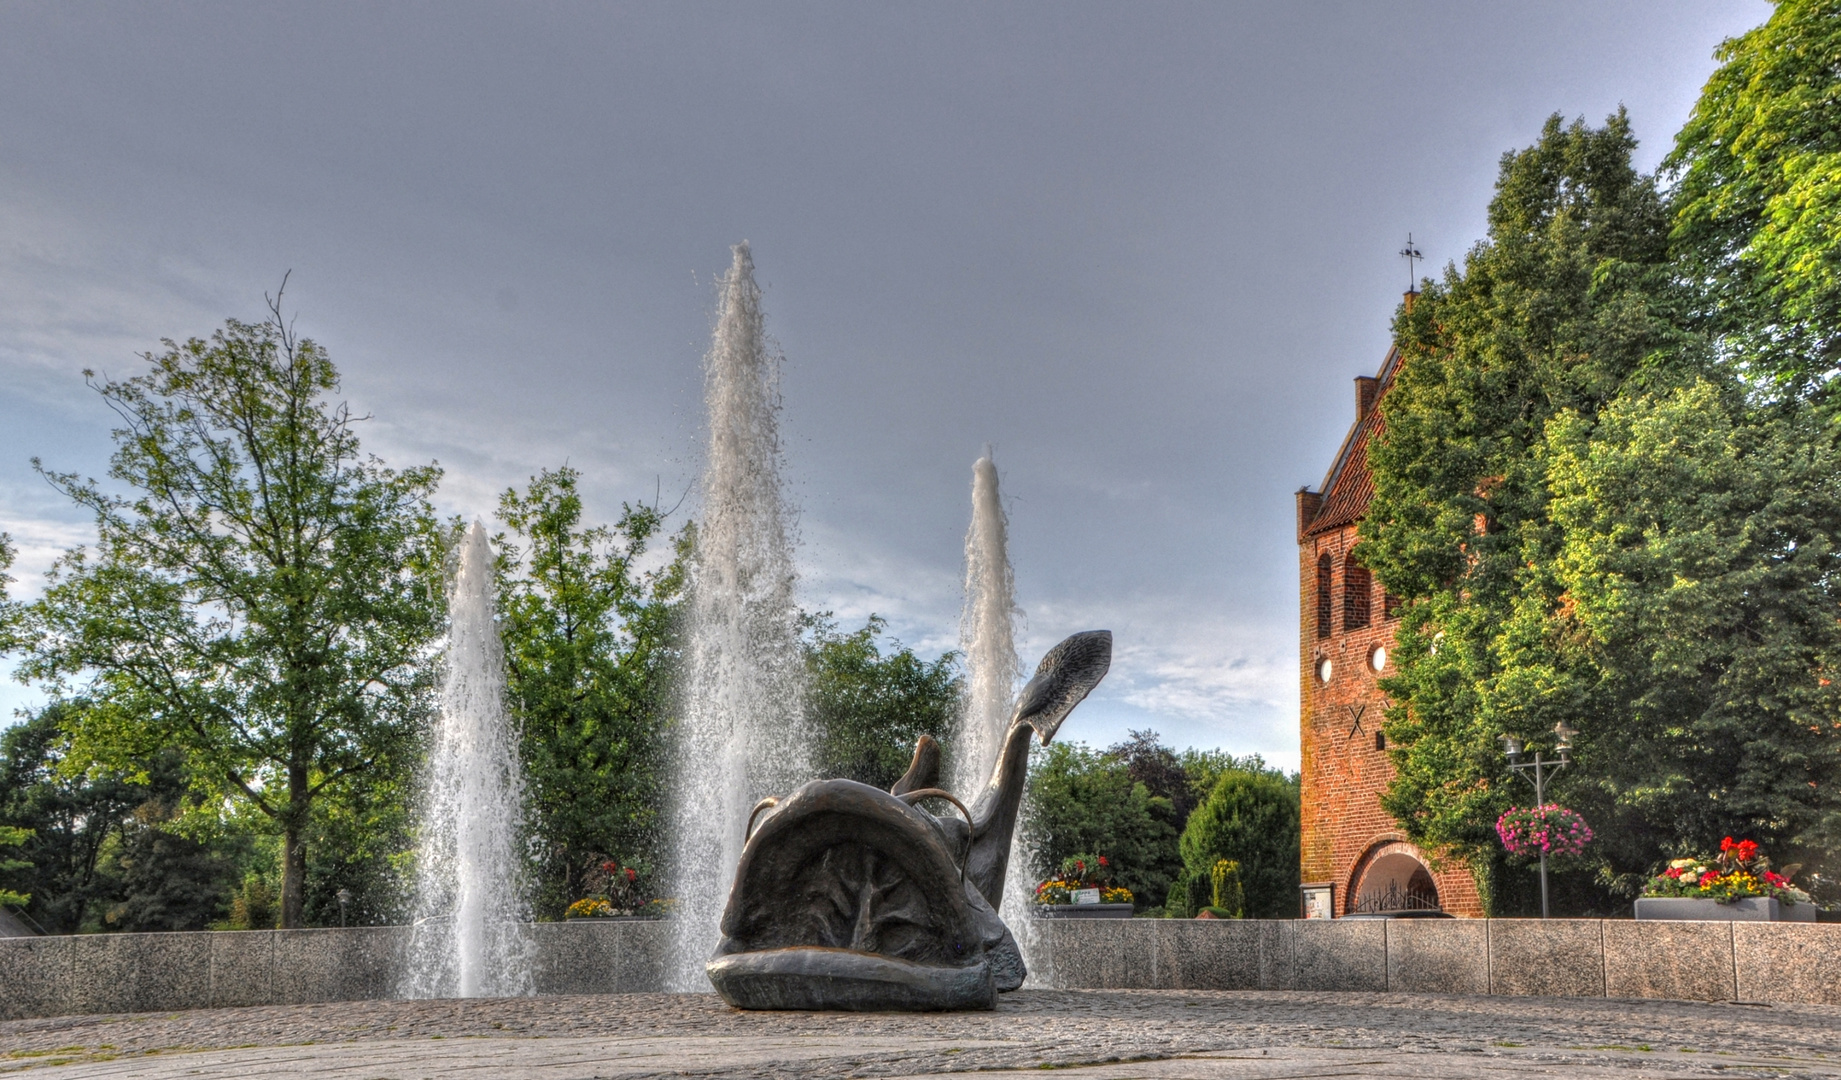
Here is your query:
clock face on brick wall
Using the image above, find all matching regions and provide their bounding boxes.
[1369,645,1387,671]
[1317,657,1333,683]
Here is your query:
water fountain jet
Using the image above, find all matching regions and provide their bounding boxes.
[403,521,532,999]
[667,241,810,990]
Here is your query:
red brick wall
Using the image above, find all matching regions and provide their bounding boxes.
[1299,522,1483,917]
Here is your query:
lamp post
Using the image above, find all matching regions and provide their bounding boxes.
[1500,721,1576,919]
[336,888,351,929]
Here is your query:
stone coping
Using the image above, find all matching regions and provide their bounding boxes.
[1,917,1836,1021]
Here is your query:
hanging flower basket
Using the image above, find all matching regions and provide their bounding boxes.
[1496,804,1592,859]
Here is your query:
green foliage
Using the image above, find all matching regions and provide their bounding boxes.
[1362,113,1695,882]
[1162,876,1191,919]
[495,466,687,919]
[1540,380,1841,879]
[1178,765,1299,919]
[1209,858,1244,918]
[0,704,152,929]
[15,304,446,927]
[227,875,279,930]
[1667,0,1841,396]
[0,825,31,909]
[1025,741,1179,912]
[804,614,960,791]
[1367,96,1841,907]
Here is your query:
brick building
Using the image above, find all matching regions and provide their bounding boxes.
[1295,302,1484,918]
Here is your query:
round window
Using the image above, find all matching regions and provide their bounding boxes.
[1317,657,1333,684]
[1370,645,1387,672]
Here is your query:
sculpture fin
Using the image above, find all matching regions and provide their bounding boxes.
[1013,630,1112,745]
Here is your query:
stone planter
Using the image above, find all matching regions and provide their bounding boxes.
[1030,903,1135,919]
[1634,896,1815,922]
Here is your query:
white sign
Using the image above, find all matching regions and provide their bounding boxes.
[1073,888,1101,906]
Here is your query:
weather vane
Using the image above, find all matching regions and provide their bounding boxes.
[1399,233,1424,291]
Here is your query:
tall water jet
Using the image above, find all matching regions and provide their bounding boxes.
[949,454,1047,983]
[951,452,1022,795]
[667,241,809,989]
[404,521,532,999]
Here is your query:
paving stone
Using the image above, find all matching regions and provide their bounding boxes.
[1292,917,1386,991]
[1603,920,1734,1002]
[1255,919,1294,990]
[274,926,405,1005]
[532,921,622,995]
[208,930,275,1008]
[613,919,671,993]
[68,931,212,1014]
[1733,921,1841,1005]
[5,989,1839,1080]
[1155,919,1260,991]
[1386,918,1487,995]
[1487,919,1603,997]
[0,935,70,1021]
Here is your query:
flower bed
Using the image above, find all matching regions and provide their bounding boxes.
[1034,853,1134,908]
[1642,837,1809,908]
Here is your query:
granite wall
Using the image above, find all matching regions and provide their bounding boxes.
[2,918,1836,1021]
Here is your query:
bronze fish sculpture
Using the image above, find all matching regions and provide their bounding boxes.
[707,630,1112,1010]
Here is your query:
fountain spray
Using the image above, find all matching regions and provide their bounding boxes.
[667,242,809,989]
[951,452,1048,983]
[952,452,1021,795]
[404,521,532,998]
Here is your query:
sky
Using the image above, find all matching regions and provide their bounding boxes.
[0,2,1767,769]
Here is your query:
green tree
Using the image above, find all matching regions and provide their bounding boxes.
[17,300,445,927]
[1539,379,1841,885]
[1178,764,1299,919]
[805,614,960,792]
[0,704,143,930]
[1362,113,1693,877]
[1668,0,1841,397]
[496,467,686,917]
[1024,741,1178,911]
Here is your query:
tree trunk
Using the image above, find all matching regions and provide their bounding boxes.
[281,765,310,928]
[281,824,307,928]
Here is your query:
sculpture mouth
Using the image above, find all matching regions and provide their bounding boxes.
[716,780,980,966]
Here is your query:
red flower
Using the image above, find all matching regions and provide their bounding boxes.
[1720,837,1735,853]
[1098,856,1109,866]
[1737,840,1759,862]
[1665,867,1683,879]
[624,867,637,883]
[602,861,620,874]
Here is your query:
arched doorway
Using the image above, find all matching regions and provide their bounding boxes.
[1348,841,1440,915]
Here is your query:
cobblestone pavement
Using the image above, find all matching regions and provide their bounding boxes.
[3,990,1839,1079]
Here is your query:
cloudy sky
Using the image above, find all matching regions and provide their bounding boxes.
[0,2,1764,767]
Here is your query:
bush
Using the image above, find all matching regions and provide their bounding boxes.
[1179,766,1300,919]
[1209,859,1244,918]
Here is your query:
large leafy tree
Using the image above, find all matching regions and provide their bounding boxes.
[495,467,686,917]
[17,301,445,927]
[1541,379,1841,887]
[1362,113,1696,899]
[1668,0,1841,397]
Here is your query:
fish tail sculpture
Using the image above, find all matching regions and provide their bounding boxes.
[706,630,1111,1011]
